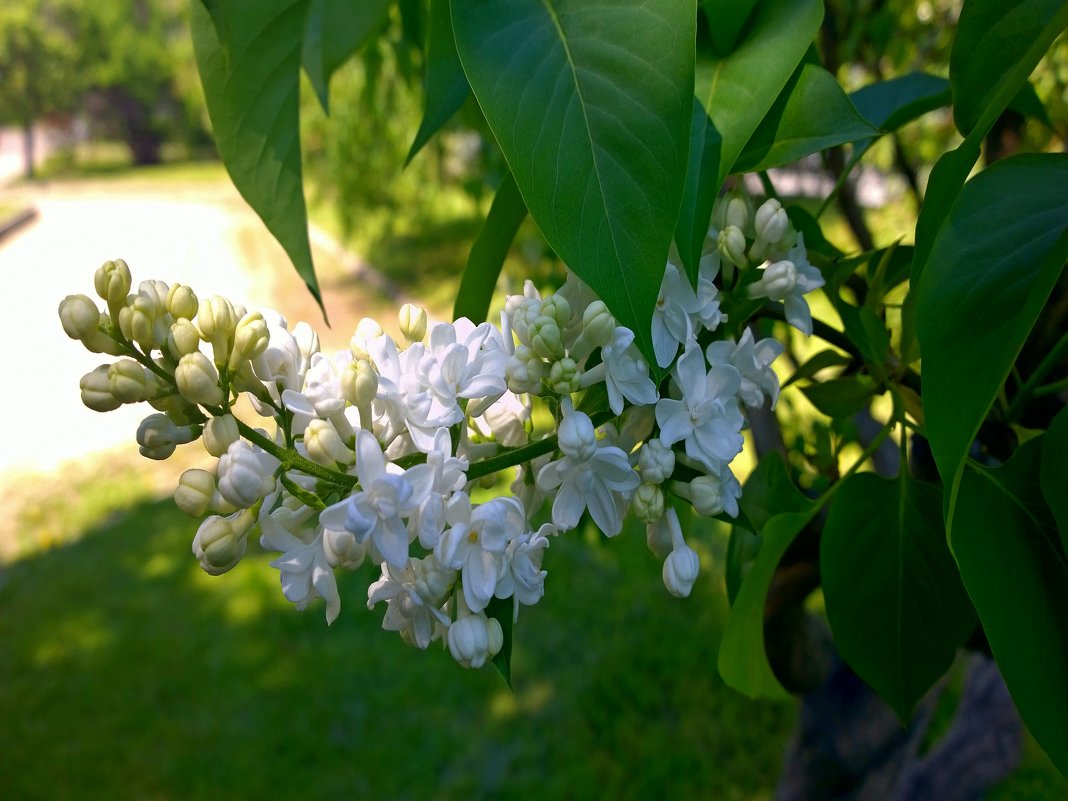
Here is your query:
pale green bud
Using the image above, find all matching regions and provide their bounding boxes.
[118,296,158,351]
[548,357,580,395]
[633,483,665,524]
[93,259,131,309]
[724,195,750,232]
[581,300,616,348]
[399,303,427,343]
[192,512,252,576]
[304,418,354,466]
[754,199,789,245]
[80,365,122,412]
[58,294,100,340]
[540,294,571,328]
[663,544,700,598]
[447,613,503,669]
[175,468,215,517]
[230,311,269,370]
[167,318,202,358]
[166,283,199,320]
[136,412,199,460]
[175,352,224,406]
[108,358,149,403]
[323,528,367,570]
[717,225,747,269]
[748,260,798,302]
[638,440,675,485]
[197,295,237,364]
[203,414,240,458]
[505,345,545,395]
[530,316,565,360]
[147,393,199,426]
[341,359,378,407]
[689,474,726,517]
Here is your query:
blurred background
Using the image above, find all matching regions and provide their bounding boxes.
[1,1,1067,798]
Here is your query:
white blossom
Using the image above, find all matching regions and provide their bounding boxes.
[706,328,784,409]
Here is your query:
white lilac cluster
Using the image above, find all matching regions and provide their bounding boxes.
[58,191,820,671]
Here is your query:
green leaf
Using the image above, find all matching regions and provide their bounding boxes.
[451,0,696,372]
[786,204,843,260]
[718,510,814,699]
[674,98,722,283]
[485,594,514,687]
[453,171,527,323]
[701,0,759,56]
[191,0,325,315]
[848,71,950,135]
[302,0,391,112]
[950,0,1068,137]
[1040,405,1068,555]
[406,0,470,164]
[782,348,851,388]
[799,376,877,419]
[953,438,1068,775]
[734,63,878,174]
[1008,80,1054,128]
[696,0,822,188]
[821,472,975,721]
[835,302,888,380]
[916,154,1068,520]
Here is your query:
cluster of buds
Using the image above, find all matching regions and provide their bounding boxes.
[58,189,819,671]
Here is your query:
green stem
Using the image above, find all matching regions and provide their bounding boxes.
[234,420,356,488]
[1006,329,1068,420]
[1034,376,1068,398]
[813,419,894,513]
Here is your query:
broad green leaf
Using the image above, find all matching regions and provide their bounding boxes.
[702,0,759,56]
[191,0,325,314]
[1008,80,1054,128]
[407,0,470,164]
[835,302,888,380]
[725,527,760,605]
[453,171,527,323]
[916,154,1068,520]
[674,98,722,283]
[822,473,975,721]
[302,0,391,112]
[953,438,1068,775]
[718,510,814,699]
[485,594,514,687]
[1041,405,1068,555]
[848,71,950,135]
[950,0,1068,137]
[697,0,822,188]
[451,0,696,371]
[800,376,877,419]
[734,63,877,174]
[782,348,851,388]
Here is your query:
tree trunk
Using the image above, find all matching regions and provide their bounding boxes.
[22,121,35,180]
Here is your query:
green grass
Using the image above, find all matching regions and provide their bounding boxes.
[0,498,795,801]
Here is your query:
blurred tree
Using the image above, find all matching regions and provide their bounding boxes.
[0,0,89,177]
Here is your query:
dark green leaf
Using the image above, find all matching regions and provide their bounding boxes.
[407,0,470,164]
[953,438,1068,774]
[734,63,877,174]
[800,376,877,419]
[950,0,1068,137]
[848,71,950,134]
[1008,80,1054,128]
[835,302,888,379]
[718,510,815,699]
[485,594,513,687]
[822,472,975,721]
[1041,405,1068,555]
[724,526,759,605]
[697,0,822,188]
[191,0,325,314]
[702,0,759,56]
[451,0,696,372]
[453,171,527,323]
[916,154,1068,516]
[302,0,391,112]
[674,98,722,283]
[782,349,851,388]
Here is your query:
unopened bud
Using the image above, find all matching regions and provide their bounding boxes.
[505,345,545,395]
[80,365,122,412]
[548,357,580,395]
[175,352,224,406]
[557,403,596,462]
[230,311,269,369]
[217,441,278,508]
[447,613,503,669]
[165,283,199,320]
[304,418,354,466]
[717,225,748,269]
[167,318,202,358]
[638,440,675,485]
[197,295,237,364]
[581,300,616,348]
[754,199,790,246]
[341,359,378,408]
[203,413,240,457]
[94,259,131,309]
[663,543,700,598]
[323,528,367,570]
[633,483,665,523]
[748,260,797,302]
[108,358,149,403]
[689,474,726,517]
[540,295,571,328]
[59,294,100,340]
[136,412,199,460]
[192,511,253,576]
[175,468,216,516]
[724,195,749,232]
[399,304,427,343]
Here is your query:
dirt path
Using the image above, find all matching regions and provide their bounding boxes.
[0,167,393,492]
